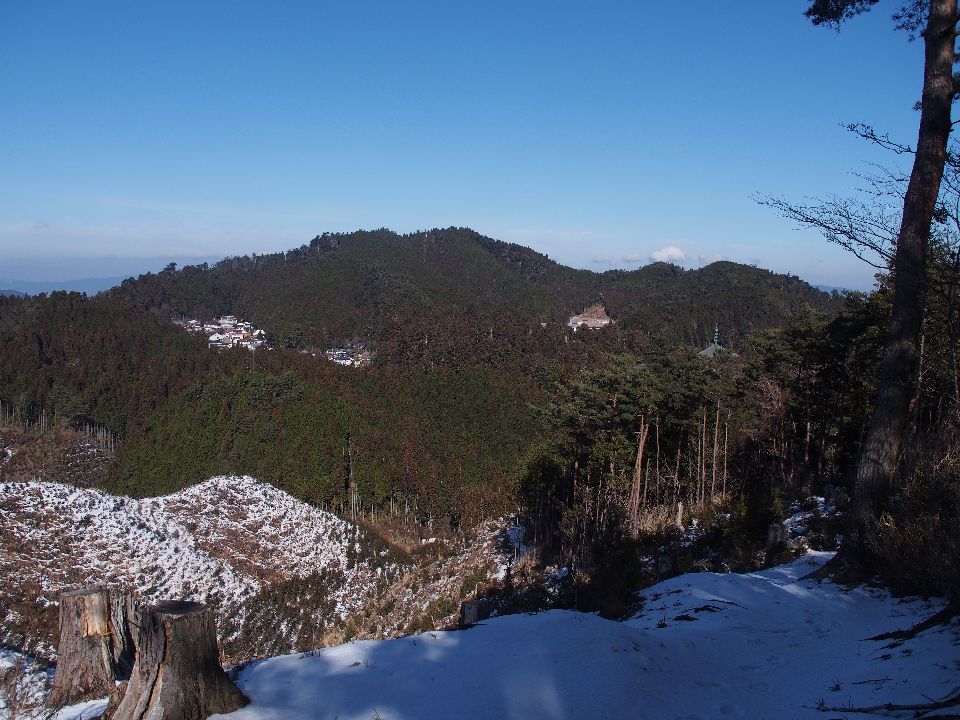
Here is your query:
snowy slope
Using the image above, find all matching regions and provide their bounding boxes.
[152,476,367,585]
[0,476,400,655]
[0,479,256,609]
[209,553,958,720]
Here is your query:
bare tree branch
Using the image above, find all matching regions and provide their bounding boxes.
[815,684,960,716]
[755,193,896,270]
[846,122,916,155]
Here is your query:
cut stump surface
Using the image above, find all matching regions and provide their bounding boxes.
[107,600,246,720]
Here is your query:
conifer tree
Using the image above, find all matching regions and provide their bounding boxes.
[805,0,957,574]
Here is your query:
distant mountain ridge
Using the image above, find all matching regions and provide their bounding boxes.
[815,284,853,294]
[0,277,128,296]
[108,227,842,352]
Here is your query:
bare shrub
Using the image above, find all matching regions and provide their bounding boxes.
[868,465,960,600]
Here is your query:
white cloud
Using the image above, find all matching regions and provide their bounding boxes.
[650,245,686,263]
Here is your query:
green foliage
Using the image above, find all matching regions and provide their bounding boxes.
[106,227,842,371]
[518,290,895,582]
[521,348,743,563]
[0,292,541,524]
[738,294,887,497]
[102,358,540,525]
[0,235,875,561]
[0,292,207,435]
[805,0,878,27]
[110,361,544,519]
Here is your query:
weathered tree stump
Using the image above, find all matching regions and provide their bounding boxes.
[109,590,138,678]
[458,598,491,628]
[656,552,674,578]
[48,587,135,707]
[764,522,789,565]
[106,600,246,720]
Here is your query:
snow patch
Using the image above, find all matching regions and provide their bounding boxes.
[0,476,398,652]
[206,553,958,720]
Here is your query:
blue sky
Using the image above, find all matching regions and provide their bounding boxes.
[0,1,922,289]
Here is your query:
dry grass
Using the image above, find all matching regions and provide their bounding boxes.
[0,428,110,488]
[869,470,960,599]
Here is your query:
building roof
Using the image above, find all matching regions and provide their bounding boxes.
[567,303,612,331]
[698,343,723,358]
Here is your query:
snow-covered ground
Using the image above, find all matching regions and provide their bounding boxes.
[0,474,389,604]
[196,552,958,720]
[7,481,955,719]
[0,479,257,610]
[0,476,400,654]
[0,647,51,716]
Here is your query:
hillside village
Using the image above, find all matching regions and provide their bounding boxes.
[172,314,373,367]
[174,316,269,351]
[172,305,724,366]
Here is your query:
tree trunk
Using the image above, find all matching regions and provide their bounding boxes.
[654,416,661,502]
[722,419,729,498]
[701,407,708,507]
[48,588,135,708]
[106,601,246,720]
[947,248,960,422]
[711,400,720,503]
[673,444,681,503]
[843,0,956,567]
[902,327,927,483]
[629,418,649,536]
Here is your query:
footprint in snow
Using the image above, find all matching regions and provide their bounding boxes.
[718,702,745,717]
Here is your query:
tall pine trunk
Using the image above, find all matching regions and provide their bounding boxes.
[844,0,955,565]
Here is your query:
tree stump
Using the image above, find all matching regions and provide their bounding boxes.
[106,601,247,720]
[109,590,138,679]
[765,522,789,565]
[656,552,674,578]
[458,598,491,628]
[48,587,135,707]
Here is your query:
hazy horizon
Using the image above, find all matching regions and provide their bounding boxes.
[1,254,226,283]
[0,236,872,296]
[2,3,916,292]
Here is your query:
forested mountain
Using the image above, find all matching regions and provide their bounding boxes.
[106,228,842,356]
[1,227,955,664]
[0,229,848,527]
